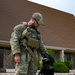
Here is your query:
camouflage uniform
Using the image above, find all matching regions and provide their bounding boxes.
[10,21,47,75]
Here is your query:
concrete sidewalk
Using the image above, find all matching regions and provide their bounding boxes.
[0,69,75,75]
[0,73,75,75]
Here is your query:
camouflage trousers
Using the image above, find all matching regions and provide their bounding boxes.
[15,52,38,75]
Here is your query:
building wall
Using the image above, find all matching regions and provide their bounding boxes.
[3,49,15,69]
[0,0,75,49]
[0,46,75,69]
[0,47,15,69]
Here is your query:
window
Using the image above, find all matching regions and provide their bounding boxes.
[0,49,4,68]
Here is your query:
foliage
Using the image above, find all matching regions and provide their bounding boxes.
[53,61,69,73]
[47,49,55,55]
[39,60,70,72]
[64,60,73,69]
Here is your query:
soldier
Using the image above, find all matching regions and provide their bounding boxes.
[10,12,49,75]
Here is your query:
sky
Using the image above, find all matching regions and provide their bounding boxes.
[28,0,75,16]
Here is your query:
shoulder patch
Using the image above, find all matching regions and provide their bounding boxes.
[13,24,23,31]
[13,22,28,31]
[21,22,27,25]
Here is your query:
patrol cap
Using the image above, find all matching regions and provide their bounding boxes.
[32,12,44,26]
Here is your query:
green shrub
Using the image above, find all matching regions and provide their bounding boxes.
[53,61,69,73]
[64,61,73,69]
[39,60,70,73]
[47,49,55,55]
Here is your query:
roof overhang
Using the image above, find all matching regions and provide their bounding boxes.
[0,40,10,47]
[45,45,75,52]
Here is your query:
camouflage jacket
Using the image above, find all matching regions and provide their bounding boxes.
[10,22,48,57]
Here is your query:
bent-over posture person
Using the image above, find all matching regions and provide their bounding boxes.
[10,12,50,75]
